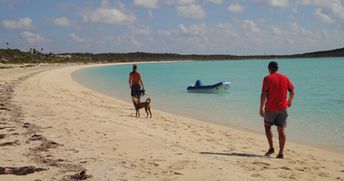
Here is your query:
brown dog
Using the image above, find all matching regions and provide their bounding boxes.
[132,97,152,118]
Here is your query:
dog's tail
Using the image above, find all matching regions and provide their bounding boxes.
[145,98,151,103]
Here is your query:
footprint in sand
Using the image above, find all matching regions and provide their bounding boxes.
[120,160,137,169]
[168,160,189,170]
[295,167,309,172]
[278,172,297,180]
[252,161,271,171]
[29,134,44,141]
[0,140,19,146]
[280,166,292,170]
[318,172,330,177]
[251,173,262,178]
[22,123,31,128]
[312,166,320,171]
[0,126,12,130]
[252,161,270,167]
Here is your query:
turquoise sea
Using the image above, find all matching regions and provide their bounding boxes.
[73,58,344,149]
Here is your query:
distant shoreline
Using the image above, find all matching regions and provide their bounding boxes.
[1,47,344,64]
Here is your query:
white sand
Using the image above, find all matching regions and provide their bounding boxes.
[0,63,343,180]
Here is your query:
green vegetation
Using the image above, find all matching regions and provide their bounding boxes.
[69,52,240,62]
[0,49,91,64]
[1,47,344,64]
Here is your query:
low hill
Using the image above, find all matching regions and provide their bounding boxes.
[1,47,343,64]
[290,47,344,58]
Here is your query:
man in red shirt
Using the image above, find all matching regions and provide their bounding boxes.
[260,61,295,159]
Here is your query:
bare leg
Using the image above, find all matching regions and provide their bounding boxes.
[277,127,286,155]
[264,123,273,149]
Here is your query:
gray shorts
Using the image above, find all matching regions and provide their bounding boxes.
[264,110,288,128]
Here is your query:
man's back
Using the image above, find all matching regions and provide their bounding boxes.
[262,73,294,112]
[129,71,141,85]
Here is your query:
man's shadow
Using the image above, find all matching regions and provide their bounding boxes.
[200,152,263,158]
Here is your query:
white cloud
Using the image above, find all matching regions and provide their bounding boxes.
[255,0,289,7]
[242,20,261,33]
[20,31,46,45]
[270,25,286,35]
[176,24,209,49]
[298,0,344,20]
[100,0,111,7]
[289,22,313,36]
[118,35,141,47]
[2,17,33,29]
[148,10,154,19]
[216,23,238,37]
[69,33,86,43]
[207,0,223,4]
[80,7,135,24]
[314,8,335,24]
[176,4,206,19]
[0,0,30,9]
[168,0,195,5]
[134,0,159,8]
[320,29,329,38]
[158,30,173,36]
[177,23,207,36]
[227,3,244,13]
[52,17,72,26]
[134,25,152,36]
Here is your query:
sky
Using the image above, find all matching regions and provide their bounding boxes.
[1,0,344,55]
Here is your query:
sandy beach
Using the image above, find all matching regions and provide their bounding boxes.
[0,63,343,181]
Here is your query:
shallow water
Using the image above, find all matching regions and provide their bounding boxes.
[73,58,344,147]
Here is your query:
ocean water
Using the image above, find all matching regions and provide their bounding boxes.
[73,58,344,147]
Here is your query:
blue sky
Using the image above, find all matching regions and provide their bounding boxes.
[1,0,344,55]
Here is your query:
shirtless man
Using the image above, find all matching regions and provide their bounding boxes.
[129,64,145,102]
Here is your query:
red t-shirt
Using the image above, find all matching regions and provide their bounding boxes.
[262,73,294,112]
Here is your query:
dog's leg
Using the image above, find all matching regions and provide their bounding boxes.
[148,106,152,118]
[145,107,149,118]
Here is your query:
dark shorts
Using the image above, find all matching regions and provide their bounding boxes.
[131,84,141,98]
[264,109,288,128]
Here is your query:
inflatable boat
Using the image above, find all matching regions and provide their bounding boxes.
[187,80,231,93]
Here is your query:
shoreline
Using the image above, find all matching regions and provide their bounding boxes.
[0,63,343,180]
[72,62,344,155]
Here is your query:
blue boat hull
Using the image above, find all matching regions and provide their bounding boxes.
[187,81,231,93]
